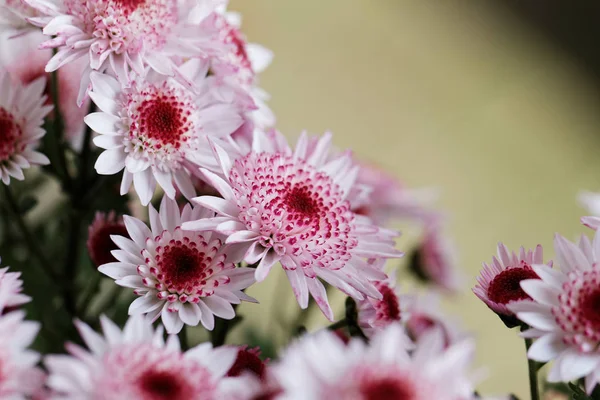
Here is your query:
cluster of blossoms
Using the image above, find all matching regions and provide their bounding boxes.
[0,0,560,398]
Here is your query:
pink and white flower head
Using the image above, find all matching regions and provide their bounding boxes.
[45,314,243,399]
[0,69,52,184]
[273,323,479,400]
[25,0,226,101]
[86,211,128,267]
[1,32,90,150]
[181,130,403,320]
[356,263,405,337]
[404,290,464,347]
[98,195,256,334]
[0,258,31,312]
[0,0,40,37]
[353,161,440,227]
[409,223,461,293]
[508,232,600,394]
[473,243,550,328]
[0,310,44,399]
[87,61,244,205]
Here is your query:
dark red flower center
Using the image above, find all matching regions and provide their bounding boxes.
[373,283,401,322]
[89,223,129,267]
[227,347,266,380]
[283,186,321,217]
[113,0,147,14]
[138,94,189,148]
[157,244,210,292]
[138,370,187,400]
[580,288,600,328]
[360,377,415,400]
[0,107,22,162]
[487,267,538,305]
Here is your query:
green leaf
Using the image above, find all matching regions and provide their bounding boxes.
[569,382,593,400]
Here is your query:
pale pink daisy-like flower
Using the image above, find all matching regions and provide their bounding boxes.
[0,258,31,312]
[0,310,45,399]
[1,32,90,150]
[353,161,439,227]
[273,323,479,400]
[508,232,600,394]
[0,68,52,185]
[25,0,226,101]
[99,196,256,334]
[409,223,462,293]
[356,264,405,337]
[473,243,550,328]
[86,211,128,267]
[182,130,402,320]
[45,315,244,399]
[0,0,41,37]
[87,60,243,205]
[404,290,464,347]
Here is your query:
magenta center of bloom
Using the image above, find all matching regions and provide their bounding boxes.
[373,282,401,322]
[139,96,188,149]
[227,347,267,380]
[89,223,129,267]
[0,107,22,162]
[283,186,321,218]
[138,370,187,400]
[581,289,600,327]
[487,266,538,305]
[112,0,147,14]
[146,232,232,301]
[159,245,209,291]
[359,376,415,400]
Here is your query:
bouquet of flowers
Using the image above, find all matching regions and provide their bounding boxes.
[0,0,596,399]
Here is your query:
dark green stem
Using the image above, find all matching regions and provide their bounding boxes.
[326,319,348,331]
[179,327,189,351]
[77,272,102,315]
[1,185,59,282]
[49,69,72,190]
[524,338,540,400]
[62,210,81,317]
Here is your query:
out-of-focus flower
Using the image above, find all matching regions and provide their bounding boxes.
[182,130,402,320]
[356,265,404,337]
[226,346,267,382]
[473,243,549,328]
[45,315,243,399]
[0,68,51,185]
[0,310,44,399]
[404,290,464,347]
[86,211,128,267]
[25,0,226,102]
[509,232,600,394]
[409,223,461,293]
[273,323,480,400]
[87,61,243,205]
[0,0,39,37]
[99,196,256,333]
[0,258,31,312]
[1,32,90,150]
[353,161,439,227]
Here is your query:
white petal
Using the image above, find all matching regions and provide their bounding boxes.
[94,149,125,175]
[527,334,566,362]
[123,215,152,247]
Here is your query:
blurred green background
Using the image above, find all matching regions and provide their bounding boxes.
[229,1,600,398]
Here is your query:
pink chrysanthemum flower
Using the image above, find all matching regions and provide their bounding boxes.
[25,0,225,100]
[226,346,267,382]
[0,258,31,312]
[99,196,256,333]
[45,315,243,399]
[0,0,40,36]
[273,323,479,400]
[353,161,439,227]
[508,232,600,394]
[357,264,405,337]
[182,130,402,320]
[86,62,243,205]
[409,223,461,293]
[87,211,128,267]
[0,310,45,399]
[0,69,51,185]
[473,243,550,328]
[404,290,464,347]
